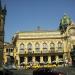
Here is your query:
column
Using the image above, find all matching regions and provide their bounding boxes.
[48,56,51,64]
[47,43,50,52]
[24,57,28,64]
[64,39,68,58]
[32,56,35,63]
[16,55,20,66]
[4,54,7,64]
[40,56,43,63]
[40,42,43,53]
[55,43,57,52]
[4,48,7,64]
[56,56,59,64]
[13,48,16,64]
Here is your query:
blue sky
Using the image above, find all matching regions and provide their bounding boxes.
[2,0,75,42]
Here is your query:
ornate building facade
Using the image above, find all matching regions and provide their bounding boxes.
[0,0,6,66]
[3,14,75,68]
[3,42,16,65]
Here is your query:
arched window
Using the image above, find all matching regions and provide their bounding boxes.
[50,42,55,49]
[58,42,62,48]
[43,43,47,51]
[20,43,24,50]
[50,42,55,52]
[27,43,32,51]
[35,43,40,51]
[58,42,63,52]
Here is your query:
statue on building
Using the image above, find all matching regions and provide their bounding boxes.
[59,14,72,34]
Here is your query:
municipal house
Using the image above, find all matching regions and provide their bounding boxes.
[3,14,75,68]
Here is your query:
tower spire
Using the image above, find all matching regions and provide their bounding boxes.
[0,0,2,10]
[3,4,7,15]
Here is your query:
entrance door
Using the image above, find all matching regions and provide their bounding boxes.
[20,57,24,64]
[35,56,40,62]
[28,56,32,62]
[10,56,14,64]
[43,56,48,63]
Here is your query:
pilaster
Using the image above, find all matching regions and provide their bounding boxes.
[48,56,51,63]
[24,57,28,64]
[32,56,35,63]
[40,56,43,63]
[56,56,59,64]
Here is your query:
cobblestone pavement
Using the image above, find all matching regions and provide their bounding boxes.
[2,67,75,75]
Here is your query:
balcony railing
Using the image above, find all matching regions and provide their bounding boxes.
[19,50,25,54]
[28,50,33,53]
[56,47,63,53]
[23,48,63,54]
[6,52,13,56]
[34,50,41,53]
[50,50,55,53]
[42,50,49,53]
[57,50,63,53]
[50,47,55,53]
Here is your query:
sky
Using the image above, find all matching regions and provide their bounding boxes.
[2,0,75,42]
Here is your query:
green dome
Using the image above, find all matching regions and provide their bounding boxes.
[60,14,72,26]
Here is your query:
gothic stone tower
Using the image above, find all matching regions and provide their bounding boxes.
[0,0,7,66]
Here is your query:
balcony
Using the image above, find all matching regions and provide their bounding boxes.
[50,50,55,53]
[19,50,25,54]
[56,47,63,53]
[28,49,33,53]
[34,50,41,53]
[57,50,63,53]
[50,47,55,53]
[42,50,49,53]
[6,52,13,56]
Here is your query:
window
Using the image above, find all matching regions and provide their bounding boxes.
[28,56,32,62]
[50,42,55,49]
[58,42,62,48]
[43,56,48,62]
[50,42,55,52]
[35,56,40,62]
[20,43,24,50]
[27,43,32,50]
[35,43,40,51]
[6,49,9,52]
[6,48,12,52]
[43,43,47,49]
[11,48,13,52]
[20,57,24,64]
[73,45,75,51]
[58,42,63,52]
[43,43,47,50]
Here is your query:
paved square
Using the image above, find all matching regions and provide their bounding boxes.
[6,67,75,75]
